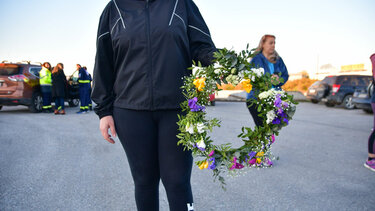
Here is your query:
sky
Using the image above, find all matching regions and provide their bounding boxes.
[0,0,374,76]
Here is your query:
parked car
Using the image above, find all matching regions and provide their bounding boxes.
[0,62,80,112]
[352,81,373,113]
[321,75,372,109]
[306,80,330,103]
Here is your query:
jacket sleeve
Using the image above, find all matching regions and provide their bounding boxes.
[186,0,216,66]
[277,57,289,87]
[91,3,115,119]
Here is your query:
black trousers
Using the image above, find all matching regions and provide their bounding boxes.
[246,101,263,127]
[113,107,193,211]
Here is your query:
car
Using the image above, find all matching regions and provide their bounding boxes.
[0,61,80,112]
[352,82,373,113]
[306,80,330,103]
[321,75,372,109]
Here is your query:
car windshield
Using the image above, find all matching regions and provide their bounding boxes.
[0,64,20,76]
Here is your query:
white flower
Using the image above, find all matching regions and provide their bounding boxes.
[192,66,204,75]
[197,139,206,149]
[266,110,276,124]
[185,123,194,134]
[251,75,255,82]
[214,69,221,75]
[197,122,205,134]
[257,68,264,77]
[258,91,269,99]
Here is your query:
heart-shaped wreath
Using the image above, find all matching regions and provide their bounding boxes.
[177,46,297,188]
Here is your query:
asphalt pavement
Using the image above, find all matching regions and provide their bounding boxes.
[0,102,374,210]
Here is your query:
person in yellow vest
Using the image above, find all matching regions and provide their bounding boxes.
[39,62,53,113]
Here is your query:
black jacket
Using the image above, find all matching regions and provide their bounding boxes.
[52,69,67,98]
[92,0,216,119]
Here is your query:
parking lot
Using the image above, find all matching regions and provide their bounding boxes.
[0,102,374,210]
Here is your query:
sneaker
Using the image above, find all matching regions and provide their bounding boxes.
[54,109,59,115]
[59,110,65,115]
[364,160,375,172]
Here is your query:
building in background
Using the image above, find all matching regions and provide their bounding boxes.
[311,63,372,80]
[289,71,310,81]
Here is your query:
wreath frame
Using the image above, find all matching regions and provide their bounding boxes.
[177,46,298,188]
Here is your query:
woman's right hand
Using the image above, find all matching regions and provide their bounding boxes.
[99,115,117,144]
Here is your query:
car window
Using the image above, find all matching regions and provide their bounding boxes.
[337,76,351,85]
[29,67,42,78]
[322,76,336,85]
[0,64,21,76]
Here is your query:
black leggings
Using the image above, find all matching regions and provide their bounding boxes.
[246,101,263,127]
[113,108,193,211]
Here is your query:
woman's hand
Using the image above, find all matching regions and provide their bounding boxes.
[99,115,117,144]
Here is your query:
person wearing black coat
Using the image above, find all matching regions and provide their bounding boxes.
[52,63,67,115]
[91,0,216,210]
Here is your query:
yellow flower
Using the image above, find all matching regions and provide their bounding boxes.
[256,152,264,157]
[193,77,206,92]
[241,79,252,93]
[256,158,261,164]
[199,161,209,169]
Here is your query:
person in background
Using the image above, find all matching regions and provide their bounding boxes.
[77,64,91,114]
[52,63,67,115]
[246,34,289,127]
[39,62,53,113]
[83,66,93,111]
[365,53,375,172]
[91,1,216,210]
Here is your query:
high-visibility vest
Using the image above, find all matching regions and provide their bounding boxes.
[39,67,52,85]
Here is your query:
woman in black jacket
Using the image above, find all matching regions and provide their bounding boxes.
[52,63,67,115]
[92,0,216,210]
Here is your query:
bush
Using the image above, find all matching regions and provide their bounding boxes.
[282,78,318,93]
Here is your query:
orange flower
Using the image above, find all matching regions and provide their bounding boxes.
[241,79,252,93]
[193,78,206,92]
[199,161,209,169]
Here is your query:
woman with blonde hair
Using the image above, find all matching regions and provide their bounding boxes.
[52,63,67,115]
[246,34,289,127]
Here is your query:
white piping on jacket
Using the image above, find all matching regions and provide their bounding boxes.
[174,13,186,29]
[111,18,121,35]
[168,0,179,26]
[113,0,126,29]
[188,25,211,37]
[98,32,110,40]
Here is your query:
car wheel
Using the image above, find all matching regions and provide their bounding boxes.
[364,108,373,114]
[311,99,319,104]
[325,102,335,107]
[0,105,2,110]
[29,92,43,113]
[69,98,80,107]
[343,95,355,109]
[210,100,215,106]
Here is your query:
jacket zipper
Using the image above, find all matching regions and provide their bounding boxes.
[145,0,154,109]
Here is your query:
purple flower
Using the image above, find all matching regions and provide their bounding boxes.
[274,94,282,108]
[272,118,281,125]
[248,151,256,160]
[188,97,205,112]
[208,150,215,157]
[248,158,256,165]
[282,102,289,108]
[271,134,275,144]
[283,118,289,125]
[277,108,283,114]
[230,157,244,170]
[265,157,273,166]
[208,157,216,169]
